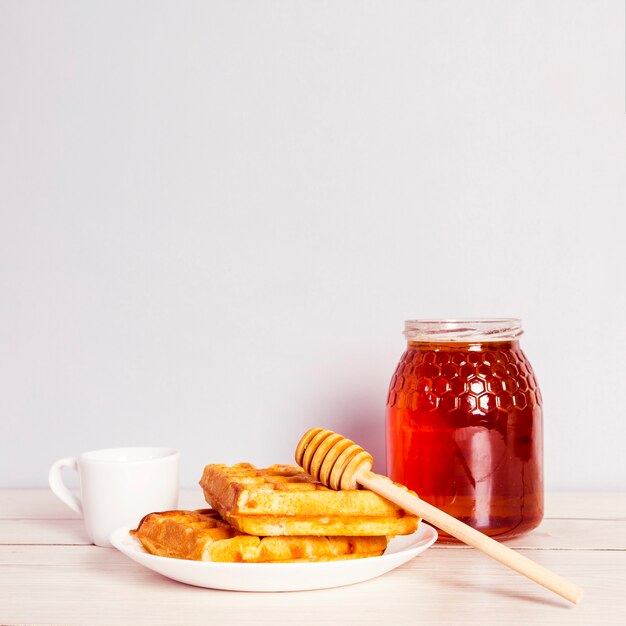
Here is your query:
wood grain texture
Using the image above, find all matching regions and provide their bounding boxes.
[544,492,626,521]
[1,491,625,626]
[0,548,623,625]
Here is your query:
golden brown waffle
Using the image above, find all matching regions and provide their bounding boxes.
[218,513,418,537]
[199,463,419,537]
[131,509,388,562]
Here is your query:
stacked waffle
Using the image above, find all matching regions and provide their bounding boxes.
[131,463,419,563]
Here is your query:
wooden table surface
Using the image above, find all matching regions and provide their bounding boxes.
[1,490,625,625]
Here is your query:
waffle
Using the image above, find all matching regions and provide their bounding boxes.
[131,509,388,562]
[199,463,419,536]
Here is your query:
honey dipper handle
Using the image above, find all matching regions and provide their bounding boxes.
[357,470,584,605]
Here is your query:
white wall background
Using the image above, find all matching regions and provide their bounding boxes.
[1,1,625,490]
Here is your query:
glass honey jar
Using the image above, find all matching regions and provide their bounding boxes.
[386,319,543,540]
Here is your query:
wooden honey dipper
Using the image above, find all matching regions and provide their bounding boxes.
[295,427,584,605]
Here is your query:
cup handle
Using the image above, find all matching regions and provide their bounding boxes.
[48,457,82,514]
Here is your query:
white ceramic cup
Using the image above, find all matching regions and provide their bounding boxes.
[48,446,179,547]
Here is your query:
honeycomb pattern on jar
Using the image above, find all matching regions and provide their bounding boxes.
[386,346,541,430]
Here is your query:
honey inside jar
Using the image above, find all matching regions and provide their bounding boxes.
[386,320,543,540]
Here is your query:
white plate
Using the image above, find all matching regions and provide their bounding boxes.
[110,524,437,592]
